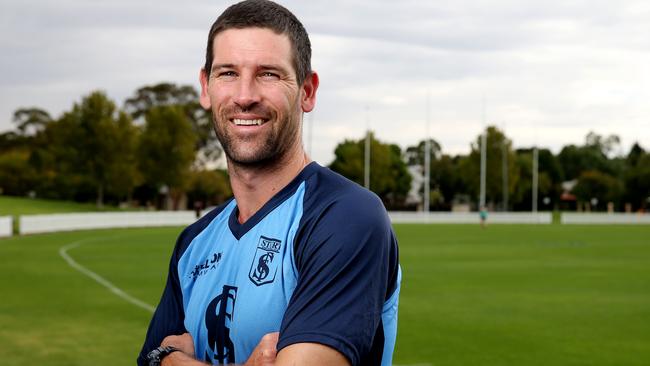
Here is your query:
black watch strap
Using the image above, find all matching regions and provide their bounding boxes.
[146,345,180,366]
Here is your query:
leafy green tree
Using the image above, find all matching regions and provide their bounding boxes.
[125,83,221,167]
[623,143,650,210]
[0,150,36,195]
[428,155,466,210]
[0,108,53,153]
[626,143,645,167]
[0,108,50,194]
[186,169,232,209]
[511,150,553,210]
[404,138,442,166]
[510,148,563,210]
[54,91,140,206]
[12,107,52,136]
[404,139,466,210]
[104,113,141,202]
[463,126,519,209]
[329,133,412,209]
[585,132,621,158]
[572,170,623,210]
[138,105,196,209]
[24,114,80,200]
[558,132,622,180]
[0,131,21,152]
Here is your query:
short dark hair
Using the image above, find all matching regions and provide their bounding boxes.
[204,0,312,85]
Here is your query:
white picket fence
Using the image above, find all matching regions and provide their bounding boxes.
[561,213,650,225]
[388,211,553,224]
[19,211,199,234]
[0,216,12,237]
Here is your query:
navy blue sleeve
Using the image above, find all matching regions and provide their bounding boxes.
[136,233,188,366]
[137,202,231,365]
[277,189,396,365]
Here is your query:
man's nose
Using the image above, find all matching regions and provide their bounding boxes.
[233,75,261,110]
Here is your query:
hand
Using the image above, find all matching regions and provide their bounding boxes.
[161,332,195,358]
[244,332,279,366]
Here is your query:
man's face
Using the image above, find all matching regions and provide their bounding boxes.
[200,27,316,167]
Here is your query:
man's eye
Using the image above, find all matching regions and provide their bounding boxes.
[218,71,237,78]
[260,72,279,79]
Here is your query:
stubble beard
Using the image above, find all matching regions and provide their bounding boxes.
[212,104,301,170]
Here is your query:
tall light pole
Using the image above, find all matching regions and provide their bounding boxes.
[424,91,431,214]
[364,106,370,190]
[479,96,487,210]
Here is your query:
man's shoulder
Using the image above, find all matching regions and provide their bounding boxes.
[304,164,387,220]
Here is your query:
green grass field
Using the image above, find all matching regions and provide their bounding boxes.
[0,196,127,216]
[1,224,649,365]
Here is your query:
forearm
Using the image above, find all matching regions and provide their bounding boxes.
[159,332,276,366]
[161,351,209,366]
[274,343,350,366]
[161,352,249,366]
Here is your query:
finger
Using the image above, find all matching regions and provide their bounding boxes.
[161,335,178,347]
[261,348,277,359]
[260,332,279,346]
[161,334,195,357]
[254,348,277,366]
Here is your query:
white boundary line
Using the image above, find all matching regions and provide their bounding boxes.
[59,236,155,313]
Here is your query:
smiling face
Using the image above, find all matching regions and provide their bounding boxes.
[200,27,317,168]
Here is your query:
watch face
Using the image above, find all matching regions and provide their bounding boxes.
[147,345,178,366]
[146,347,163,365]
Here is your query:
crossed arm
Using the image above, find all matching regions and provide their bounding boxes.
[159,332,350,366]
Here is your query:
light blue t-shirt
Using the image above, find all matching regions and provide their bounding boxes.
[139,162,401,366]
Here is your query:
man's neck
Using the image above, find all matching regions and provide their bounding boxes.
[228,146,311,224]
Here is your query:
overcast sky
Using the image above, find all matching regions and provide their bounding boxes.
[1,0,649,165]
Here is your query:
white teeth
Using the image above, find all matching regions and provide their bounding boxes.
[233,118,264,126]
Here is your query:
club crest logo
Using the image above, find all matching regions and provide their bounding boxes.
[249,236,282,286]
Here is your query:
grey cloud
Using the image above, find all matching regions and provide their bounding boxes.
[1,0,648,163]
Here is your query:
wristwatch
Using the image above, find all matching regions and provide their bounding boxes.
[146,345,180,366]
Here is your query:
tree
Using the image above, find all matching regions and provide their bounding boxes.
[585,131,621,158]
[404,139,465,210]
[404,138,442,166]
[0,131,22,152]
[623,143,650,210]
[12,107,52,136]
[0,108,53,153]
[186,169,232,209]
[104,112,141,202]
[511,150,553,211]
[429,155,467,210]
[125,82,221,168]
[0,150,36,196]
[626,142,645,167]
[572,170,623,210]
[25,113,81,200]
[463,126,519,209]
[54,91,140,206]
[558,132,621,180]
[509,148,563,210]
[329,133,412,209]
[138,105,196,209]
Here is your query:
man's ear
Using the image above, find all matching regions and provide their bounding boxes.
[199,68,211,110]
[301,71,319,113]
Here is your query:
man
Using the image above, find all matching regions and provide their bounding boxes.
[138,1,401,365]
